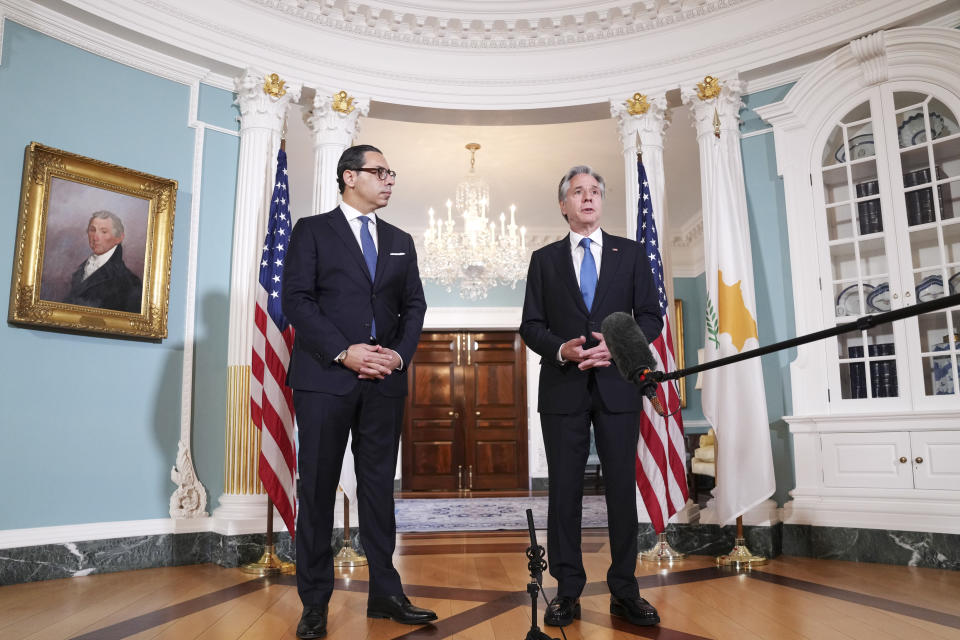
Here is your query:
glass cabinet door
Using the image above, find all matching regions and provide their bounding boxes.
[821,100,899,400]
[819,88,960,407]
[892,91,960,398]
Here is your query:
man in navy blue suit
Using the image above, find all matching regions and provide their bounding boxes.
[519,165,663,629]
[282,144,434,639]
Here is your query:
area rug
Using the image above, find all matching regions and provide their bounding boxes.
[394,495,609,532]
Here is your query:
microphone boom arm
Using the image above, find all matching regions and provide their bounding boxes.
[653,292,960,383]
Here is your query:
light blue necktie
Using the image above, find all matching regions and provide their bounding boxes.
[579,237,597,311]
[359,216,378,338]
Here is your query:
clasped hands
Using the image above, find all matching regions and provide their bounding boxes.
[560,331,611,370]
[342,343,401,380]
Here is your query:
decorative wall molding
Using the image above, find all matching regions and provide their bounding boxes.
[0,517,211,550]
[671,215,704,249]
[849,30,888,86]
[423,306,521,330]
[247,0,751,49]
[669,214,705,277]
[48,0,956,108]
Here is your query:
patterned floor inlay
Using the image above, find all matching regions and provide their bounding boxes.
[60,548,960,639]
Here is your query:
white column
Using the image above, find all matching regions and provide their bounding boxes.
[304,90,370,215]
[610,93,669,240]
[611,93,699,525]
[214,69,301,533]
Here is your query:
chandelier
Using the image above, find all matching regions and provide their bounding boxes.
[421,143,529,300]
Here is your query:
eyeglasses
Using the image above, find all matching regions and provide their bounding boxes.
[354,167,397,181]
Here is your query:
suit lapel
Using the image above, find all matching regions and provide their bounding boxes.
[591,231,621,314]
[554,236,589,315]
[373,218,392,285]
[328,208,372,283]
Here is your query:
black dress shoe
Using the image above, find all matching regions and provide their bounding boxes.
[543,596,581,626]
[296,605,328,639]
[367,595,438,624]
[610,594,660,626]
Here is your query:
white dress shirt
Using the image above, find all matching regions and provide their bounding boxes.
[340,201,378,252]
[557,227,603,361]
[335,201,401,369]
[568,227,603,284]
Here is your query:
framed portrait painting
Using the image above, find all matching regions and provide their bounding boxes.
[8,143,177,339]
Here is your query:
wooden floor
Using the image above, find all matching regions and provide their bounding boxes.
[2,530,960,640]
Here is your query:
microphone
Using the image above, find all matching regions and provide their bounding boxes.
[525,509,546,584]
[601,312,666,416]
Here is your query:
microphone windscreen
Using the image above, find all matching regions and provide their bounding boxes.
[601,312,657,381]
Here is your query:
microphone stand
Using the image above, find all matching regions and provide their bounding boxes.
[650,292,960,383]
[524,509,560,640]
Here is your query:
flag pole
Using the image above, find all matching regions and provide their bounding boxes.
[243,131,296,577]
[714,435,767,568]
[241,497,296,575]
[333,493,367,567]
[640,531,687,562]
[634,149,688,563]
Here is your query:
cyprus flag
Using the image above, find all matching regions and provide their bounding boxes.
[700,122,776,525]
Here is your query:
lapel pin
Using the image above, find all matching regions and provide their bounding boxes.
[612,247,619,252]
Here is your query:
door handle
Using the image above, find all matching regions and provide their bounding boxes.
[468,465,473,490]
[457,465,463,490]
[475,411,481,416]
[915,456,924,464]
[899,456,908,463]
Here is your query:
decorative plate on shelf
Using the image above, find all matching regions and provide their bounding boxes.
[916,274,944,302]
[950,272,960,295]
[867,282,890,312]
[836,283,873,316]
[834,133,875,163]
[897,111,949,147]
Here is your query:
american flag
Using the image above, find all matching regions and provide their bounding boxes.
[251,146,297,537]
[635,159,689,534]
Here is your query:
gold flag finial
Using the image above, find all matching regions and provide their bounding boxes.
[697,75,721,101]
[263,73,287,98]
[626,92,650,115]
[713,108,721,138]
[332,90,355,114]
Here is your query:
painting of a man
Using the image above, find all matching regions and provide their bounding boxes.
[38,176,148,313]
[63,211,142,313]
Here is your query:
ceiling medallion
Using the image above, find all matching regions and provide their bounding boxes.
[696,75,721,101]
[263,73,287,98]
[331,90,356,114]
[626,93,650,115]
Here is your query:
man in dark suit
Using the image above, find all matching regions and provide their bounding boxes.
[64,211,142,313]
[282,144,434,639]
[519,165,663,629]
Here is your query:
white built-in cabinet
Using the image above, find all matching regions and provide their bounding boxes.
[756,28,960,534]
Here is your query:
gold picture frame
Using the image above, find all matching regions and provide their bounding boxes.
[674,298,686,408]
[8,142,177,339]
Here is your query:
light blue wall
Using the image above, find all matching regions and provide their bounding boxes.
[741,86,797,506]
[674,274,706,425]
[424,281,525,308]
[0,22,238,529]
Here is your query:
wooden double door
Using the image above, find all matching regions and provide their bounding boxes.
[402,331,528,491]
